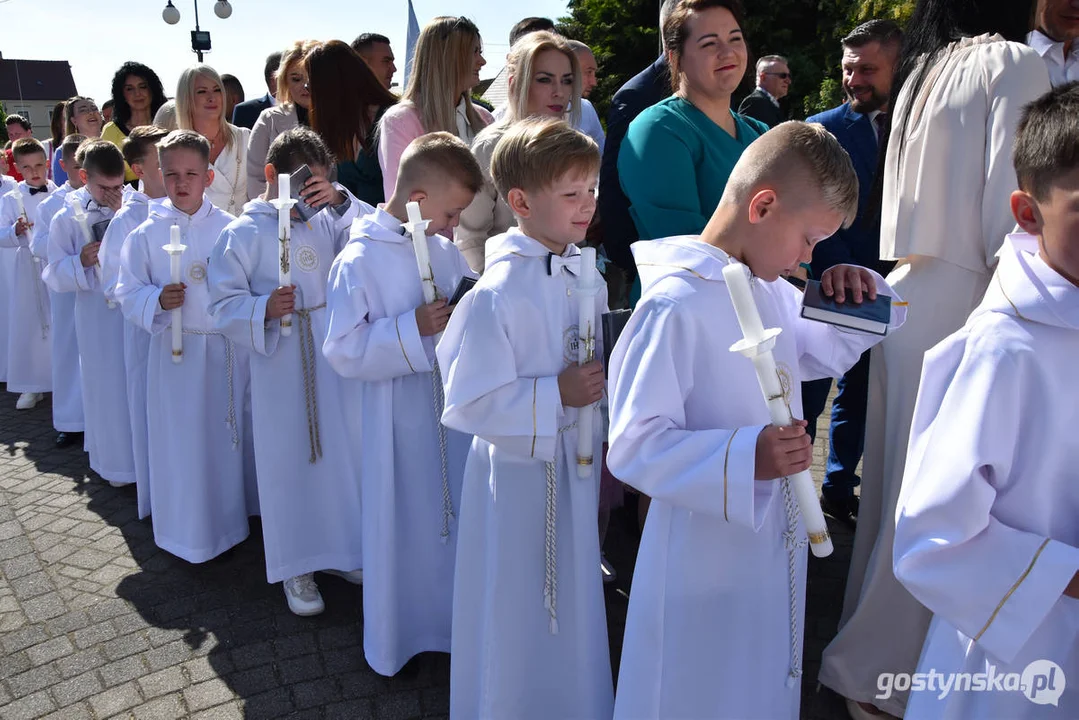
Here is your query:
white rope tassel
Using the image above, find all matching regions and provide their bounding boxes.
[543,458,559,635]
[31,257,50,340]
[780,478,807,688]
[431,358,454,543]
[184,329,239,447]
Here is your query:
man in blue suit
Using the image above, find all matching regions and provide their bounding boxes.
[801,20,903,528]
[232,52,282,130]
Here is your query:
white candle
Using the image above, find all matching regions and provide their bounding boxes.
[270,174,297,337]
[576,247,600,479]
[12,190,34,251]
[163,225,187,364]
[404,201,437,305]
[722,261,834,557]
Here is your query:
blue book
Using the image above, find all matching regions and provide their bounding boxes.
[800,279,891,336]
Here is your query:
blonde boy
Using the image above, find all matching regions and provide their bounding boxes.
[436,118,612,719]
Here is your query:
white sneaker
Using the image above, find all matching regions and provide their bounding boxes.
[321,568,363,585]
[108,481,126,488]
[283,573,324,616]
[15,393,41,410]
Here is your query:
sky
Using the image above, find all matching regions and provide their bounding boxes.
[0,0,570,108]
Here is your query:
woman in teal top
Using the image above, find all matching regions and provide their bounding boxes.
[619,0,767,246]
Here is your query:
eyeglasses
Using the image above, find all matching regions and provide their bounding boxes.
[765,72,792,80]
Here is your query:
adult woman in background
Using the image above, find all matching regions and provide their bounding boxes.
[101,62,168,183]
[455,31,581,272]
[304,40,396,206]
[817,2,1050,718]
[378,16,493,199]
[176,65,251,215]
[46,101,65,182]
[246,40,320,199]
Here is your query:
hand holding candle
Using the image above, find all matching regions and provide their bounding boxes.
[576,247,601,479]
[269,174,297,336]
[163,225,187,364]
[722,261,833,558]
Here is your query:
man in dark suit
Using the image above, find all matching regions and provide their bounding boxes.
[801,20,903,528]
[737,55,790,127]
[232,51,282,130]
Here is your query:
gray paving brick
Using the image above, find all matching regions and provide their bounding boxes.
[144,639,192,672]
[100,654,149,688]
[44,609,91,635]
[39,701,92,720]
[8,660,61,698]
[101,631,151,661]
[51,669,104,706]
[137,666,187,699]
[294,677,342,708]
[55,647,105,679]
[183,677,236,711]
[9,570,52,600]
[22,591,67,622]
[0,650,32,680]
[88,680,143,717]
[338,669,387,700]
[376,690,423,720]
[274,631,317,658]
[132,695,186,720]
[243,687,294,717]
[277,653,324,684]
[191,700,244,720]
[227,665,278,696]
[1,623,47,654]
[1,688,56,720]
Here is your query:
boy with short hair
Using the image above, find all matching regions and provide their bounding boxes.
[114,130,251,562]
[44,139,134,485]
[0,138,56,408]
[33,134,86,446]
[606,121,907,720]
[436,118,613,719]
[322,132,480,672]
[100,125,170,518]
[209,127,369,615]
[893,83,1079,720]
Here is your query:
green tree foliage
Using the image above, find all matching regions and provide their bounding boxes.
[559,0,914,122]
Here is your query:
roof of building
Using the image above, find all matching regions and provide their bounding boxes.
[482,66,509,109]
[0,57,78,102]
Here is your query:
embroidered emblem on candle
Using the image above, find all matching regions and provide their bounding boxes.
[776,362,793,405]
[563,325,580,366]
[188,261,208,284]
[294,245,319,273]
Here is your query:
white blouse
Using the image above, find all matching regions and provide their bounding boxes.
[207,124,250,216]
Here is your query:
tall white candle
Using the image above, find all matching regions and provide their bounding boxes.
[270,174,297,337]
[722,261,834,558]
[576,247,600,479]
[12,190,35,253]
[164,225,186,364]
[404,201,437,305]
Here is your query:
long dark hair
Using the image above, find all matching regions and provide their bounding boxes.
[304,40,397,161]
[109,62,168,135]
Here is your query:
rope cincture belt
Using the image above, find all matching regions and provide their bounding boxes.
[780,478,806,688]
[543,421,577,635]
[431,358,455,544]
[294,303,326,465]
[183,328,239,447]
[31,255,50,340]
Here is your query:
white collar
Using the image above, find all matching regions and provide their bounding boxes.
[1028,29,1078,62]
[757,86,779,106]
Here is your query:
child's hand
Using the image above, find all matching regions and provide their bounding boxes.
[416,299,452,336]
[80,241,101,268]
[266,285,296,319]
[159,283,186,310]
[754,420,812,480]
[14,217,31,237]
[301,176,344,209]
[821,264,877,304]
[102,187,124,212]
[558,360,605,408]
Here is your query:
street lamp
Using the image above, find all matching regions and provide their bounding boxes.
[161,1,233,62]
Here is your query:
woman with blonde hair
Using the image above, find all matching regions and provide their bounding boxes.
[455,30,581,272]
[377,15,493,199]
[175,64,250,214]
[246,39,320,199]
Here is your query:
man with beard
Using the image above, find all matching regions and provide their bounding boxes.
[1028,0,1079,86]
[800,19,902,530]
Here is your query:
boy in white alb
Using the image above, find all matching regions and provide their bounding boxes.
[44,139,135,487]
[606,123,906,720]
[0,151,16,383]
[893,83,1079,720]
[114,130,249,562]
[0,138,56,409]
[209,127,368,615]
[323,132,480,673]
[33,135,87,447]
[100,126,169,519]
[437,119,612,720]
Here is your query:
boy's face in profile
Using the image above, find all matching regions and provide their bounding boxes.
[744,188,844,282]
[15,151,49,188]
[418,179,476,237]
[161,148,213,215]
[1022,166,1079,286]
[520,168,597,252]
[62,154,84,189]
[82,169,125,208]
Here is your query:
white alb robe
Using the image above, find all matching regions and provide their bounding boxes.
[208,195,366,583]
[0,175,16,382]
[323,207,473,676]
[607,238,906,720]
[114,197,250,562]
[44,189,135,484]
[894,234,1079,719]
[0,182,57,393]
[34,184,83,431]
[437,229,613,720]
[101,191,156,517]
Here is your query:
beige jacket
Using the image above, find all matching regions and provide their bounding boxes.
[455,125,516,273]
[246,104,300,200]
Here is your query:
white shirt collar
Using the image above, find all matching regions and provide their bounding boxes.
[757,86,779,107]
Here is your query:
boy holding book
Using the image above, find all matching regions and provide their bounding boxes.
[606,121,906,720]
[437,118,613,719]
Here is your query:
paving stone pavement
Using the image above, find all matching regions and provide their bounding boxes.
[1,386,856,720]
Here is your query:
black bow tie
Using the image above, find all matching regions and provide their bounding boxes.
[28,186,48,196]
